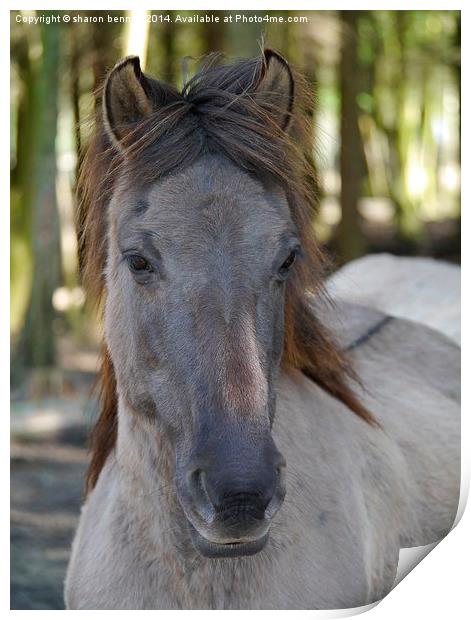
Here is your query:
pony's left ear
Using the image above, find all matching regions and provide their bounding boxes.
[103,56,153,148]
[255,49,295,131]
[102,56,180,150]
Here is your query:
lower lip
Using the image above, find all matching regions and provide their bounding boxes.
[188,522,269,558]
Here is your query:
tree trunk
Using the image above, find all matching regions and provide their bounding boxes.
[201,17,226,55]
[393,10,418,239]
[11,26,36,226]
[15,15,62,372]
[338,10,367,262]
[161,13,176,83]
[90,11,120,114]
[454,13,460,164]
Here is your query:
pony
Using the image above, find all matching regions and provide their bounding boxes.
[65,49,460,609]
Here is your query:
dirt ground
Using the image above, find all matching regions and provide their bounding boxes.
[11,400,91,610]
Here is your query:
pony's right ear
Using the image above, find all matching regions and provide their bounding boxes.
[103,56,154,148]
[255,49,295,132]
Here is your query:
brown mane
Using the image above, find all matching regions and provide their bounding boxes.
[78,51,376,494]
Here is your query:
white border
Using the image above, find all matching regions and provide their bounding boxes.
[5,3,467,616]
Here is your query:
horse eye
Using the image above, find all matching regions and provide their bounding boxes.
[278,250,297,277]
[127,255,152,273]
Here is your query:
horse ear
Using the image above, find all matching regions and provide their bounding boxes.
[103,56,181,149]
[255,49,295,131]
[103,56,154,148]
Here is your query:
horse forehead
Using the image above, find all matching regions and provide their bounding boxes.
[159,154,261,196]
[142,159,290,234]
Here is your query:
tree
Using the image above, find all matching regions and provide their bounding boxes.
[161,13,177,83]
[338,10,367,262]
[14,15,62,375]
[201,15,226,55]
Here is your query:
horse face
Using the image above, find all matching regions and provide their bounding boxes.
[105,155,296,556]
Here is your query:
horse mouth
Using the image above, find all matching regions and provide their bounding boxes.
[187,521,269,558]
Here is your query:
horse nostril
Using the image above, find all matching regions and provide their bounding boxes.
[218,492,269,520]
[263,462,286,520]
[186,457,286,527]
[187,468,216,524]
[276,456,287,474]
[276,461,286,484]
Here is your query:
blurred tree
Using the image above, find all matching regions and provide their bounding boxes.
[392,10,418,238]
[11,19,37,340]
[201,16,226,55]
[10,24,35,204]
[161,13,177,83]
[454,12,460,157]
[338,10,367,261]
[91,12,116,113]
[14,15,62,376]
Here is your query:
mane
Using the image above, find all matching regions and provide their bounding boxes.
[78,52,376,494]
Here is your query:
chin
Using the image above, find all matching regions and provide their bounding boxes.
[187,520,270,558]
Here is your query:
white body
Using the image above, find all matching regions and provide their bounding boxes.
[327,254,460,343]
